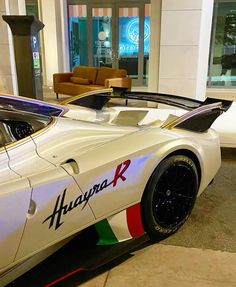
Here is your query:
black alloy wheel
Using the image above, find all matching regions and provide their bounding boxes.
[141,155,199,241]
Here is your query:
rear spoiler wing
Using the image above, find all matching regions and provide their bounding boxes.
[63,88,232,133]
[63,88,232,113]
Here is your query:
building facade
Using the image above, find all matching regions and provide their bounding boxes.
[0,0,235,100]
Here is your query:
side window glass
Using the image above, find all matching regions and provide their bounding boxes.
[0,130,6,148]
[0,124,12,147]
[0,111,51,145]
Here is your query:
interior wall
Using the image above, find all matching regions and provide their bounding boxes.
[39,0,59,87]
[55,0,70,73]
[39,0,69,87]
[0,1,13,94]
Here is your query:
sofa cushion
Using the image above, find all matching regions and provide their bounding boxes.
[56,82,105,96]
[70,77,90,85]
[95,67,127,85]
[73,66,97,84]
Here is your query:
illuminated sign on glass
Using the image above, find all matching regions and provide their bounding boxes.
[119,17,150,55]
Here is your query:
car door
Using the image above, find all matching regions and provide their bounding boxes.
[6,138,95,261]
[14,162,96,261]
[72,148,147,219]
[0,100,97,264]
[0,143,31,271]
[0,110,95,262]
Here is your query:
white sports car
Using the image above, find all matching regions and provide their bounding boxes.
[0,89,232,285]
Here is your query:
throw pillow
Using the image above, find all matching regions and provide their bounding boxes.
[70,77,90,85]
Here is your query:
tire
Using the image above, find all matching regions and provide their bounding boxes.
[141,155,199,241]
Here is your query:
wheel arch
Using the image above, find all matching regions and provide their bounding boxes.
[142,148,202,201]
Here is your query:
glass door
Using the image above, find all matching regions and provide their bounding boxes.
[91,6,114,68]
[144,3,151,86]
[116,6,140,85]
[115,4,151,86]
[68,4,88,68]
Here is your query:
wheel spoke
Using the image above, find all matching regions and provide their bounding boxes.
[155,191,165,196]
[174,193,193,199]
[151,159,197,229]
[170,166,193,189]
[167,202,175,218]
[154,197,165,211]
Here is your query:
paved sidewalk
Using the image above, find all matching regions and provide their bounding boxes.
[81,244,236,287]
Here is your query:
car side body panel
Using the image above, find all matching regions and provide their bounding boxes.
[73,127,221,219]
[0,147,32,271]
[32,117,221,221]
[0,91,226,282]
[15,164,95,261]
[5,137,53,177]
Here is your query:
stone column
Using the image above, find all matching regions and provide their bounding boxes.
[148,0,161,93]
[39,0,69,87]
[0,0,25,95]
[158,0,214,100]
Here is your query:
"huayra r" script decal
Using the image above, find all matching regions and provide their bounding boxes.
[43,160,131,230]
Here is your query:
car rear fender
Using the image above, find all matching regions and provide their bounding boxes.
[139,133,220,197]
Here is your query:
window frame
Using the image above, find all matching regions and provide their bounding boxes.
[208,0,236,92]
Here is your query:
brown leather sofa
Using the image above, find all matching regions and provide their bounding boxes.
[53,66,132,99]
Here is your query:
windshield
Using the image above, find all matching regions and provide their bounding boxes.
[0,95,66,116]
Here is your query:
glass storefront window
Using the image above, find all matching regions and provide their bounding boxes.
[68,5,88,70]
[118,7,140,80]
[118,6,150,85]
[92,8,112,67]
[208,1,236,87]
[143,3,150,85]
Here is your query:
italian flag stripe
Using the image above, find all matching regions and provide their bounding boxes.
[95,219,119,245]
[95,203,145,245]
[126,203,145,237]
[108,209,132,241]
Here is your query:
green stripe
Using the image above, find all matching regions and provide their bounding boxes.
[95,219,119,245]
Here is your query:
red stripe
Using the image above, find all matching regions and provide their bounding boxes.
[44,268,83,287]
[69,6,73,17]
[78,5,82,17]
[145,4,150,17]
[103,8,108,17]
[93,8,98,17]
[126,203,144,238]
[128,7,132,17]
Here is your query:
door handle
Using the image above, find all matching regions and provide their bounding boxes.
[60,160,80,175]
[28,199,37,216]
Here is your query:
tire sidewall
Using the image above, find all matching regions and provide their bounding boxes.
[141,155,199,240]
